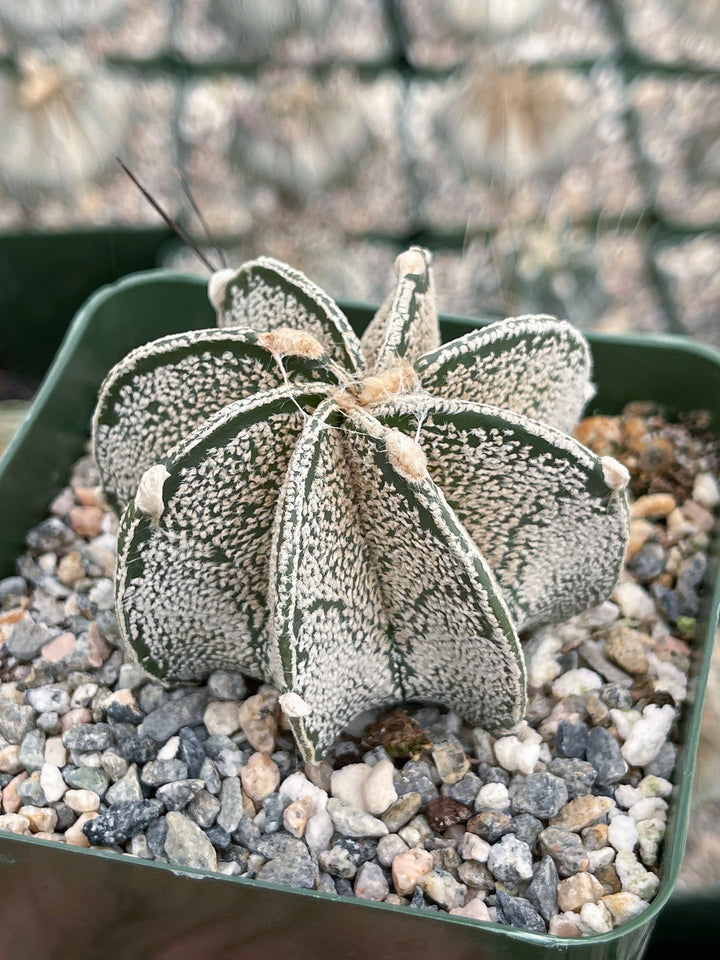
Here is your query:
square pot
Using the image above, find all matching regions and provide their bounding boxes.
[1,269,719,960]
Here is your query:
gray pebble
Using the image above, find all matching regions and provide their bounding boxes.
[62,723,113,753]
[628,542,666,582]
[443,772,481,807]
[646,741,677,780]
[203,734,238,758]
[140,759,189,787]
[538,826,589,877]
[217,776,244,834]
[146,817,169,858]
[26,517,74,553]
[526,855,559,923]
[497,891,546,933]
[18,772,47,806]
[36,711,61,735]
[140,690,208,742]
[19,729,46,772]
[382,791,423,832]
[327,798,388,838]
[164,811,217,871]
[232,816,262,852]
[487,834,534,884]
[319,844,358,878]
[555,721,589,760]
[179,727,206,778]
[84,800,163,845]
[5,619,52,663]
[100,751,128,782]
[0,702,36,744]
[601,684,634,711]
[51,801,75,832]
[262,792,290,833]
[256,838,315,890]
[205,824,232,850]
[334,837,378,865]
[395,760,439,804]
[207,670,247,701]
[63,765,109,796]
[0,576,27,604]
[106,764,143,804]
[431,735,470,784]
[157,778,205,811]
[113,732,157,764]
[187,789,220,829]
[547,758,597,799]
[335,876,355,897]
[457,859,494,890]
[586,726,626,785]
[476,763,511,787]
[511,813,544,848]
[510,773,568,819]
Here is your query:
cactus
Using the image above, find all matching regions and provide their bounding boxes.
[93,248,629,763]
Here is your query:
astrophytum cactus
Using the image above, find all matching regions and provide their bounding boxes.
[93,248,629,763]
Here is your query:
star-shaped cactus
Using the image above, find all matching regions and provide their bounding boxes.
[93,248,629,764]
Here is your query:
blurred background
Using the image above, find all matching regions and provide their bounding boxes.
[0,0,719,893]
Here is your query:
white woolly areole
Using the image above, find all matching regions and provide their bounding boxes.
[258,328,324,360]
[134,464,170,523]
[207,268,237,315]
[584,380,597,404]
[279,691,312,717]
[385,428,427,482]
[602,456,630,492]
[394,247,429,278]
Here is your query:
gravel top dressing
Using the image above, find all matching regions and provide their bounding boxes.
[0,401,718,938]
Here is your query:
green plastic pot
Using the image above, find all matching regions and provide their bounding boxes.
[1,270,719,960]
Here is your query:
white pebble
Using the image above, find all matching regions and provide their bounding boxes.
[39,763,66,803]
[523,628,563,687]
[612,582,656,621]
[279,771,328,813]
[64,789,101,813]
[647,653,688,704]
[628,797,668,822]
[621,704,675,767]
[474,782,510,812]
[44,737,67,768]
[587,847,616,872]
[692,473,720,510]
[330,764,371,811]
[362,758,398,816]
[579,901,613,935]
[551,668,603,699]
[615,784,642,809]
[637,817,666,867]
[615,850,660,900]
[493,736,540,776]
[610,709,642,741]
[461,832,491,863]
[157,736,180,760]
[608,814,638,852]
[637,776,672,799]
[304,810,334,854]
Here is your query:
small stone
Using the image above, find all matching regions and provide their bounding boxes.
[64,788,101,813]
[44,737,67,768]
[320,844,359,879]
[604,627,650,676]
[392,847,434,895]
[362,758,398,815]
[526,855,559,923]
[602,891,650,925]
[554,721,589,760]
[26,517,74,552]
[26,686,70,715]
[18,771,46,806]
[549,912,583,937]
[646,741,676,780]
[443,772,481,807]
[0,744,22,775]
[262,791,289,832]
[466,810,514,843]
[66,812,99,847]
[539,826,589,877]
[425,796,472,831]
[431,735,470,785]
[450,897,492,921]
[19,730,46,773]
[621,705,675,767]
[141,759,189,787]
[0,701,35,744]
[0,812,31,834]
[240,752,280,807]
[164,810,217,871]
[631,493,677,519]
[551,795,615,832]
[279,771,328,813]
[217,777,244,834]
[62,723,113,753]
[637,817,666,867]
[628,797,668,821]
[60,707,92,731]
[41,632,77,663]
[595,863,623,895]
[548,758,597,799]
[304,809,334,854]
[377,833,409,866]
[203,700,243,737]
[238,686,278,753]
[614,850,660,900]
[331,763,372,810]
[552,669,603,700]
[327,798,388,838]
[497,891,546,933]
[39,763,66,803]
[141,690,208,742]
[69,505,104,538]
[395,759,439,804]
[1,772,28,813]
[256,837,315,889]
[354,861,389,901]
[510,772,568,819]
[103,689,143,725]
[19,804,58,833]
[582,823,610,850]
[83,800,163,845]
[511,812,544,848]
[612,582,656,622]
[207,670,247,701]
[187,789,220,829]
[382,792,423,832]
[6,617,52,661]
[157,779,205,811]
[586,727,626,785]
[494,735,540,776]
[557,871,606,911]
[106,764,143,804]
[283,796,314,838]
[692,473,720,510]
[487,834,534,884]
[420,868,466,910]
[458,860,494,891]
[579,900,614,935]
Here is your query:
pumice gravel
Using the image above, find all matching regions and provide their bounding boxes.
[0,402,718,938]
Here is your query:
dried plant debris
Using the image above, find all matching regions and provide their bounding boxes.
[92,248,629,764]
[0,397,717,936]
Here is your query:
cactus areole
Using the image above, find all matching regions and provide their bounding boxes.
[93,248,629,764]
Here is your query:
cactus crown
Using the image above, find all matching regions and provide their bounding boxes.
[93,248,629,764]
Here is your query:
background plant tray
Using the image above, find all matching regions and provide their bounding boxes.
[1,270,719,960]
